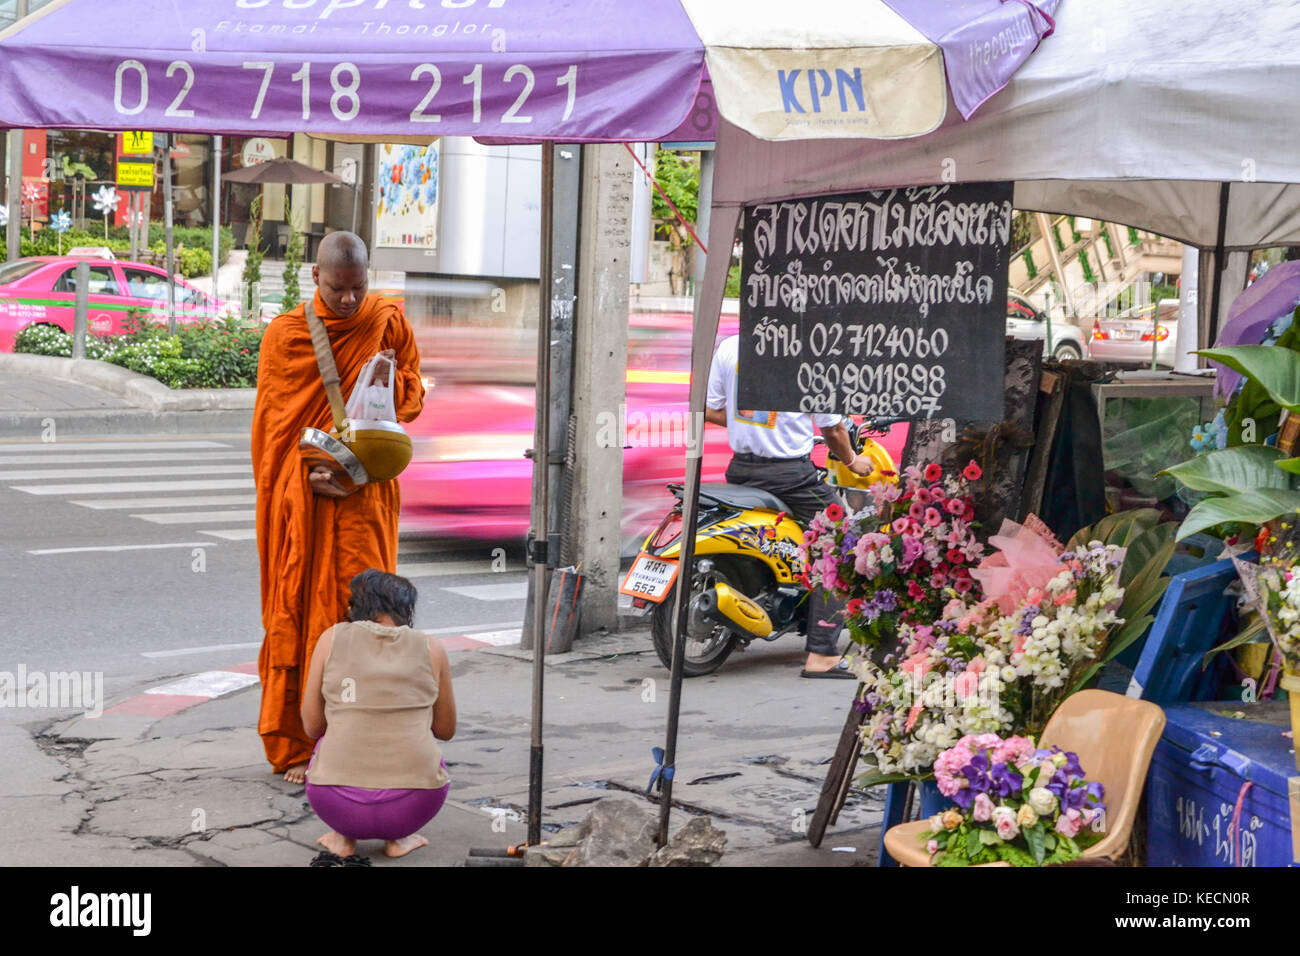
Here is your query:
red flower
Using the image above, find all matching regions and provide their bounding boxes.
[954,577,974,593]
[846,598,865,615]
[824,503,845,522]
[954,566,972,579]
[930,485,947,501]
[924,463,942,482]
[907,580,926,601]
[930,573,946,589]
[963,461,983,481]
[946,549,964,564]
[1255,526,1270,554]
[880,470,897,478]
[944,498,966,517]
[924,507,942,528]
[908,502,924,521]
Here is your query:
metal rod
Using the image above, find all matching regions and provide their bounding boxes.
[1207,181,1231,345]
[163,134,176,334]
[212,134,222,309]
[526,140,556,847]
[657,449,701,845]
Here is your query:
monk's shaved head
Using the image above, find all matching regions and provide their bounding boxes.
[313,231,369,318]
[317,231,369,272]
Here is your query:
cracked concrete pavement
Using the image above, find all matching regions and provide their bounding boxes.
[1,628,884,867]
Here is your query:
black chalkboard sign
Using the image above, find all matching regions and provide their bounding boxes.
[737,183,1013,422]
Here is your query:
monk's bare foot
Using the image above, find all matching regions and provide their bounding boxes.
[317,831,355,857]
[383,834,428,858]
[283,763,308,785]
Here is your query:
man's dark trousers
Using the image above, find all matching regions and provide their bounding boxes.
[724,453,844,655]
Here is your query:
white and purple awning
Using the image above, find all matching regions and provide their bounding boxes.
[0,0,1056,143]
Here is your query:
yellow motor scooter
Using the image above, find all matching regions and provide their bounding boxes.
[620,421,897,677]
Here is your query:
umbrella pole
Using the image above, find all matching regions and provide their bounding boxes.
[212,134,222,310]
[526,139,556,847]
[163,133,176,334]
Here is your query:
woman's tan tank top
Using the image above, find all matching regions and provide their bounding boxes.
[306,620,449,789]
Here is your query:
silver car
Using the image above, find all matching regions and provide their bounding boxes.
[1088,299,1179,367]
[1006,290,1086,360]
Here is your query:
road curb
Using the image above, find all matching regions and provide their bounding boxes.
[0,406,254,439]
[0,353,256,412]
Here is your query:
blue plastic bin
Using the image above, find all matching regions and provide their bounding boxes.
[878,779,946,866]
[1146,700,1299,867]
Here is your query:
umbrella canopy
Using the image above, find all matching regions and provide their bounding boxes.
[0,0,706,141]
[223,156,342,185]
[680,0,1058,141]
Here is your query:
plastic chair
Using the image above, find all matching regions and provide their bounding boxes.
[882,690,1166,866]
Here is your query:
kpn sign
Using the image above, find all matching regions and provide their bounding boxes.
[716,52,948,140]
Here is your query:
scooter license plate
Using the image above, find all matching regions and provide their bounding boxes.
[619,553,679,603]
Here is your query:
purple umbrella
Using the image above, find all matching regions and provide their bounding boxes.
[0,0,705,141]
[1211,260,1300,400]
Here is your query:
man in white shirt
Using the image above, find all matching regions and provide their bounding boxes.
[705,334,875,678]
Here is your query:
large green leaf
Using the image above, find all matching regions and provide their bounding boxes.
[1198,346,1300,414]
[1277,457,1300,475]
[1158,445,1290,495]
[1119,523,1178,590]
[1176,488,1300,540]
[1068,509,1162,553]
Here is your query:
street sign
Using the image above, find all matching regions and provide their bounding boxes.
[122,131,153,156]
[241,138,275,167]
[116,158,155,192]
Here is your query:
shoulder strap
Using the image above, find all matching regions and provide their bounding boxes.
[303,299,349,432]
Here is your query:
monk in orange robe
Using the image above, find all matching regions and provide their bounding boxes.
[252,232,425,781]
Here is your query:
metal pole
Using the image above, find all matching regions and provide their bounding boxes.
[128,192,138,262]
[163,134,177,333]
[211,134,222,309]
[6,130,21,262]
[72,260,89,360]
[1207,182,1231,345]
[526,141,556,847]
[1151,296,1161,370]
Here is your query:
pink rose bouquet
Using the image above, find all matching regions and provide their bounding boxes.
[921,735,1107,866]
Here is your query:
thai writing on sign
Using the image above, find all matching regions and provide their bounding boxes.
[738,183,1013,421]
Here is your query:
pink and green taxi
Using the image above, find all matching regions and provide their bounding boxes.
[0,251,220,351]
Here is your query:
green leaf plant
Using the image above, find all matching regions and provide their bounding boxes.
[1157,344,1300,542]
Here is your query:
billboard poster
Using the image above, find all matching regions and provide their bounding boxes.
[374,141,439,251]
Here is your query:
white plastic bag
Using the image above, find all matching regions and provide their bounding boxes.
[345,353,397,422]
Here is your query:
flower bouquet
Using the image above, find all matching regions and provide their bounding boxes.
[921,735,1107,866]
[801,460,987,654]
[853,520,1128,779]
[1234,542,1300,764]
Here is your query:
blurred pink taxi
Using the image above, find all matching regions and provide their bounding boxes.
[398,312,907,545]
[0,252,219,351]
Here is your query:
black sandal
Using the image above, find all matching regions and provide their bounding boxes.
[310,851,346,867]
[340,854,372,867]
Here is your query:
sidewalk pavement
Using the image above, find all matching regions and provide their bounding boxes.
[0,354,253,439]
[3,631,882,868]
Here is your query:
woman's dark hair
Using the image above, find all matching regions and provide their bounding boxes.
[347,569,418,627]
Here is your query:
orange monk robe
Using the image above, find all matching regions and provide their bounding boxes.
[251,290,425,772]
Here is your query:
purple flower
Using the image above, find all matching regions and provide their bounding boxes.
[876,589,898,613]
[989,761,1023,798]
[900,536,923,568]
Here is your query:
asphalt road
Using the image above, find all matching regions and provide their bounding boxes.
[0,433,530,678]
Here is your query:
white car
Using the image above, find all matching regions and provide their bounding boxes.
[1088,299,1179,368]
[1006,290,1086,360]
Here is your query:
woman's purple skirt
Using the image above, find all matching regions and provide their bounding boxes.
[306,751,449,841]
